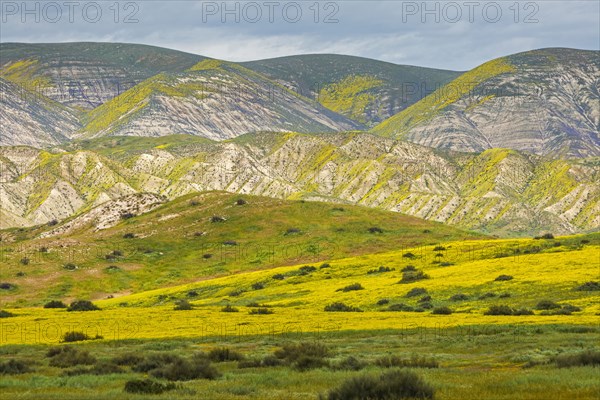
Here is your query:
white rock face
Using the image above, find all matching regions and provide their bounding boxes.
[1,133,597,236]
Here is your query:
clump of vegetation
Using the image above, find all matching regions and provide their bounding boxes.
[401,265,416,272]
[47,346,96,368]
[0,282,16,290]
[324,369,435,400]
[149,356,220,381]
[534,233,555,239]
[406,287,427,297]
[284,228,302,235]
[221,305,239,312]
[112,353,145,366]
[418,295,432,303]
[433,246,446,251]
[319,263,331,269]
[368,266,394,274]
[272,273,285,280]
[324,302,363,312]
[121,212,135,220]
[336,283,364,292]
[368,226,384,234]
[575,281,599,291]
[223,240,237,246]
[235,198,247,205]
[62,361,124,376]
[554,350,600,368]
[187,290,199,298]
[299,265,317,274]
[449,293,469,301]
[539,303,582,315]
[535,300,561,310]
[20,257,29,265]
[229,289,245,297]
[62,331,103,343]
[210,215,226,223]
[275,341,331,371]
[432,306,452,315]
[67,300,100,312]
[249,308,274,315]
[494,275,513,281]
[499,293,511,298]
[16,271,25,277]
[209,348,244,362]
[377,299,390,306]
[63,263,78,271]
[122,232,136,239]
[374,355,439,369]
[333,356,368,371]
[174,300,193,310]
[0,310,15,318]
[402,252,416,259]
[387,303,415,312]
[0,359,31,375]
[484,305,532,316]
[124,379,176,394]
[399,270,429,284]
[251,282,265,290]
[478,292,496,300]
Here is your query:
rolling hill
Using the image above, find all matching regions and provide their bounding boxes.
[372,48,600,158]
[243,54,461,126]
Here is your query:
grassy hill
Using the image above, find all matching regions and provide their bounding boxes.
[0,192,479,306]
[244,54,461,126]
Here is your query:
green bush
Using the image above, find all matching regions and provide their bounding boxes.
[0,310,15,318]
[336,283,364,292]
[387,303,414,312]
[235,198,247,205]
[368,266,394,274]
[251,282,265,290]
[432,306,452,315]
[221,305,239,312]
[210,215,226,223]
[399,270,429,284]
[333,356,368,371]
[275,341,330,370]
[368,227,383,234]
[149,357,220,381]
[62,361,123,376]
[208,348,244,362]
[320,263,331,269]
[62,331,102,343]
[67,300,100,312]
[272,273,285,280]
[0,359,31,375]
[494,275,513,281]
[575,281,599,291]
[124,379,176,394]
[131,353,181,373]
[484,305,514,315]
[406,288,427,297]
[449,293,469,301]
[174,300,193,310]
[376,299,390,305]
[401,265,416,272]
[111,353,145,366]
[554,350,600,368]
[374,355,439,369]
[249,308,274,315]
[47,346,96,368]
[324,302,362,312]
[536,300,561,310]
[478,292,496,300]
[324,369,434,400]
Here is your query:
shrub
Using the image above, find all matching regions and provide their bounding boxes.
[478,292,496,300]
[209,348,244,362]
[235,198,247,205]
[20,257,29,265]
[535,300,561,310]
[131,353,182,373]
[402,252,416,259]
[299,265,317,273]
[534,233,554,239]
[401,265,416,272]
[499,293,511,298]
[62,362,123,376]
[0,310,15,318]
[320,263,331,269]
[275,342,330,365]
[39,247,48,253]
[16,271,25,277]
[223,240,237,246]
[63,263,78,271]
[376,299,390,306]
[368,266,394,274]
[221,305,239,312]
[368,227,383,233]
[187,290,199,297]
[210,215,226,223]
[294,355,329,371]
[237,359,263,369]
[67,300,100,312]
[399,270,429,284]
[433,246,446,251]
[432,306,452,315]
[440,262,454,267]
[121,212,135,219]
[334,356,368,371]
[324,369,434,400]
[419,302,433,310]
[0,359,31,375]
[484,305,514,315]
[62,331,102,343]
[0,282,16,290]
[112,353,144,366]
[150,357,220,381]
[449,293,469,301]
[387,303,414,312]
[406,288,427,297]
[202,253,212,259]
[336,283,364,292]
[272,273,285,280]
[418,295,432,303]
[575,281,600,291]
[324,302,362,312]
[251,282,265,290]
[47,346,96,368]
[124,379,176,394]
[229,289,245,297]
[249,308,273,315]
[554,350,600,368]
[123,233,135,239]
[513,308,534,316]
[494,275,513,281]
[174,300,193,310]
[105,265,120,272]
[47,219,58,226]
[284,228,302,235]
[374,355,439,369]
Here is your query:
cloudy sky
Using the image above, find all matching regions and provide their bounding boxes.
[0,1,598,70]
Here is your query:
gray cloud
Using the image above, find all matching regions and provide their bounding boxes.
[0,1,598,70]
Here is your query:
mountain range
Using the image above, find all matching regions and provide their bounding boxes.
[0,42,598,236]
